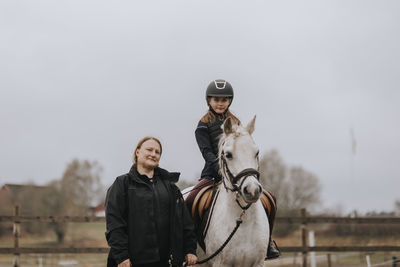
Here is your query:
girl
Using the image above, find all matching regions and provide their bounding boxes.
[187,79,280,260]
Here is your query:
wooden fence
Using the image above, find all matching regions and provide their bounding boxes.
[1,207,400,266]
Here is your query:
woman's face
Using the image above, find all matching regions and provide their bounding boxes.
[208,97,231,114]
[136,139,161,170]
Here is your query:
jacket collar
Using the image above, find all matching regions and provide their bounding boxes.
[129,165,180,183]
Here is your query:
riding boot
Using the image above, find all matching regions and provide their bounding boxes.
[262,190,281,260]
[266,238,281,260]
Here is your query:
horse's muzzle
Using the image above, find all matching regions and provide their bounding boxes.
[242,183,262,203]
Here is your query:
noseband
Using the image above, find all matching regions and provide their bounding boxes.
[221,152,260,193]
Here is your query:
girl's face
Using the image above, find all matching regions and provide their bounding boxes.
[135,139,161,170]
[208,97,231,114]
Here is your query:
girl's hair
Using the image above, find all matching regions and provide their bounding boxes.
[201,109,241,124]
[201,97,240,124]
[132,136,163,164]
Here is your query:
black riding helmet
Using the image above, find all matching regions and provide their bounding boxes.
[205,79,234,107]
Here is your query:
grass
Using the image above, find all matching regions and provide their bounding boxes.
[268,252,400,267]
[275,225,400,247]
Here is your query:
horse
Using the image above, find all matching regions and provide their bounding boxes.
[185,116,269,267]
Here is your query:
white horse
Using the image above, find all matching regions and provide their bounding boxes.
[185,116,269,267]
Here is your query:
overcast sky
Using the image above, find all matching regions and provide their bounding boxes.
[1,0,399,214]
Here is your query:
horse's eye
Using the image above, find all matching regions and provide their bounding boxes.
[225,152,233,159]
[255,151,259,158]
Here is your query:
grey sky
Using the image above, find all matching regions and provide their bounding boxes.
[1,0,399,213]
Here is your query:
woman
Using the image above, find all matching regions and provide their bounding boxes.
[187,79,280,260]
[105,137,198,267]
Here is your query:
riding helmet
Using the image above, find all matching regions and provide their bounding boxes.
[205,79,234,106]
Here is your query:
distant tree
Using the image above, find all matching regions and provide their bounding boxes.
[259,150,322,236]
[13,159,104,243]
[320,204,344,216]
[47,159,104,242]
[395,200,400,216]
[259,150,322,235]
[260,150,321,215]
[0,160,104,241]
[285,166,321,212]
[259,150,287,201]
[59,159,104,210]
[176,179,196,191]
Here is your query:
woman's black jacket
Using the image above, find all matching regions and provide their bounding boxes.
[105,166,197,266]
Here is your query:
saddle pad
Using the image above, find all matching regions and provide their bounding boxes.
[192,183,215,219]
[260,189,276,216]
[190,182,220,252]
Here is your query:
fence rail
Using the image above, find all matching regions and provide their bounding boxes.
[2,215,400,224]
[0,215,105,223]
[1,246,400,255]
[1,207,399,267]
[276,216,400,224]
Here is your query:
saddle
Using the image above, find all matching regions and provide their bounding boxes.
[189,183,276,252]
[189,182,219,252]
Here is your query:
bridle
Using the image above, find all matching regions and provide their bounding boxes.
[220,149,260,210]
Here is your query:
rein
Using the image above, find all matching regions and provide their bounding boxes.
[182,207,249,267]
[182,139,261,266]
[182,155,257,266]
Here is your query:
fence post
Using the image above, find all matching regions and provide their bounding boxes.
[393,256,398,267]
[327,254,332,267]
[13,205,20,267]
[366,254,371,267]
[301,208,308,267]
[309,231,316,267]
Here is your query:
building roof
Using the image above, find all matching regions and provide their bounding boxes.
[1,183,49,202]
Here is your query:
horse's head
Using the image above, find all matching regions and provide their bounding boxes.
[219,115,262,204]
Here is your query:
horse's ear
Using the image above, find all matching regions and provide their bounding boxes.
[246,115,256,135]
[223,117,233,135]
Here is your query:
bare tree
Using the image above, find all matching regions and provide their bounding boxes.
[59,159,104,210]
[286,166,321,212]
[51,159,104,242]
[395,200,400,216]
[43,159,104,243]
[0,159,103,242]
[259,150,322,215]
[176,179,196,191]
[259,150,287,197]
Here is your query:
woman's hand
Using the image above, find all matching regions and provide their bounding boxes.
[118,259,130,267]
[185,253,197,266]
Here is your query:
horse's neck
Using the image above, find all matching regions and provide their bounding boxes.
[207,183,269,266]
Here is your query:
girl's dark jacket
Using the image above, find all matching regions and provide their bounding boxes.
[105,166,197,266]
[195,118,224,181]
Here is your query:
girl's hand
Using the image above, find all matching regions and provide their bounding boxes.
[118,259,130,267]
[185,254,197,266]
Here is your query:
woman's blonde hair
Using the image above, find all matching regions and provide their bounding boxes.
[132,136,162,165]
